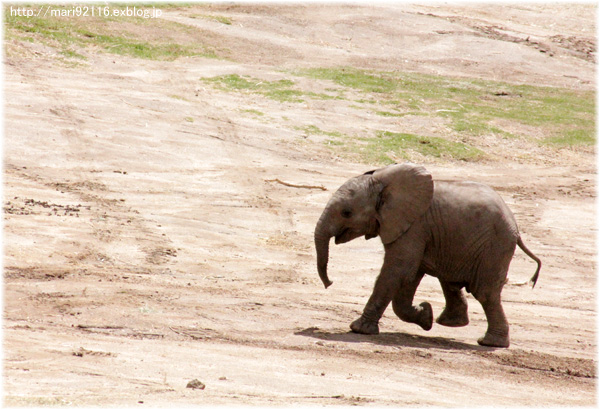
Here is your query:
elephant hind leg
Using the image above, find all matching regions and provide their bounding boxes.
[474,291,510,348]
[436,281,469,327]
[472,249,513,348]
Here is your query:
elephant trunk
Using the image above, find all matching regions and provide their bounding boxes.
[315,209,334,289]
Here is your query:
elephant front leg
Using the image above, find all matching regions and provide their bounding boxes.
[349,264,402,335]
[350,271,397,335]
[351,243,427,335]
[391,272,433,331]
[350,307,384,335]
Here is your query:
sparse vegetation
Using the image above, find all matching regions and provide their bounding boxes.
[376,110,425,118]
[169,94,189,101]
[366,131,485,162]
[10,7,592,164]
[201,67,593,164]
[324,130,485,164]
[296,125,344,138]
[190,14,232,25]
[289,67,595,162]
[543,129,596,146]
[242,109,265,116]
[300,67,397,93]
[4,7,218,61]
[202,74,305,103]
[203,74,344,103]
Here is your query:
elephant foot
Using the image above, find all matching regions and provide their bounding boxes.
[350,316,380,335]
[417,302,434,331]
[436,308,469,328]
[392,301,433,331]
[477,331,510,348]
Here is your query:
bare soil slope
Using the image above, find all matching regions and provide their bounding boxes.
[4,4,596,406]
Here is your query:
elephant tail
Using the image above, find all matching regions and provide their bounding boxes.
[517,237,541,289]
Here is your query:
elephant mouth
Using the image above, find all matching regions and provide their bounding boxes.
[335,228,359,244]
[365,219,380,240]
[335,220,380,244]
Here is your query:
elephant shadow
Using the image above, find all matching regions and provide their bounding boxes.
[295,327,495,352]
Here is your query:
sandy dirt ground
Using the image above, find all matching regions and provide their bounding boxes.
[3,4,597,406]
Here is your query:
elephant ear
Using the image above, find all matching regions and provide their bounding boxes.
[373,163,434,244]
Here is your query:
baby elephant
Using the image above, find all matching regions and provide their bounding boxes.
[314,163,541,348]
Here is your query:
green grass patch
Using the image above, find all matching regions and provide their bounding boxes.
[305,91,343,100]
[542,129,596,146]
[376,111,404,117]
[4,7,218,61]
[376,110,426,118]
[242,109,265,116]
[190,14,232,25]
[203,74,305,103]
[296,125,344,138]
[294,67,595,148]
[203,73,342,103]
[359,131,485,163]
[299,67,397,93]
[60,49,86,59]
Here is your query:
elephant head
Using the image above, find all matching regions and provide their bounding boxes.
[314,163,434,288]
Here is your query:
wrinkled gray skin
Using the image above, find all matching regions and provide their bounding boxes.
[314,163,541,348]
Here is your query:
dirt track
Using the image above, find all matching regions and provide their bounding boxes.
[3,4,597,406]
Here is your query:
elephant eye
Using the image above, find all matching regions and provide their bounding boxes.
[341,209,353,219]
